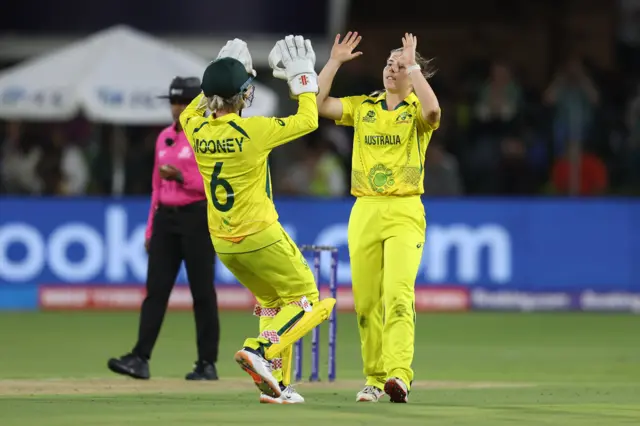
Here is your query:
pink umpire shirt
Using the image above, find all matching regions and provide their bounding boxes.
[145,124,206,240]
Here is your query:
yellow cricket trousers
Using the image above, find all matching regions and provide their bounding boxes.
[348,195,426,390]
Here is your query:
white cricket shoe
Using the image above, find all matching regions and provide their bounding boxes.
[356,385,385,402]
[384,377,409,403]
[260,385,305,404]
[234,349,281,398]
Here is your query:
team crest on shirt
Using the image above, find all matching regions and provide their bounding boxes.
[362,110,376,123]
[395,111,413,124]
[368,164,395,193]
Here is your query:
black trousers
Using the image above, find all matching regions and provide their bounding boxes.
[133,201,220,363]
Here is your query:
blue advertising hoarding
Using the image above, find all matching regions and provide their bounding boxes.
[1,197,639,311]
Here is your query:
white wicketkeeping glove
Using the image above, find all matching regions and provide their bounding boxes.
[216,38,257,77]
[272,35,318,95]
[269,35,316,81]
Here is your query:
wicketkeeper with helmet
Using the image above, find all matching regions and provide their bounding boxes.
[179,36,336,404]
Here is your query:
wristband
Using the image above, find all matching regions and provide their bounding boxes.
[407,64,421,74]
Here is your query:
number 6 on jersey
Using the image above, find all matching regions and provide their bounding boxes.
[211,162,235,212]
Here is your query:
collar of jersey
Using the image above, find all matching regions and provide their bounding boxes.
[373,92,418,111]
[212,113,240,122]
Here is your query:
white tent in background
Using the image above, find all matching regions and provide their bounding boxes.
[0,25,278,124]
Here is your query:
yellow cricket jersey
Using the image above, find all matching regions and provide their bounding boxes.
[180,93,318,240]
[336,92,439,197]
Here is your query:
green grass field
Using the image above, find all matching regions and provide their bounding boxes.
[0,311,639,425]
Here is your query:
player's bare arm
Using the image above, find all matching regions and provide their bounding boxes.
[400,33,441,127]
[317,32,363,121]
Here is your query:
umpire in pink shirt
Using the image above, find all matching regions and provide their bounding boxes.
[108,77,220,380]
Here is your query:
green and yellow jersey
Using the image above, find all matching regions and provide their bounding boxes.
[336,92,439,197]
[180,93,318,240]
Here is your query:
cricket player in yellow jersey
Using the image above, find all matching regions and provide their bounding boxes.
[316,32,441,403]
[179,37,335,404]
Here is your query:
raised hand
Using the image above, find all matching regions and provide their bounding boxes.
[400,33,417,67]
[270,35,315,80]
[274,35,318,96]
[216,38,257,77]
[330,31,363,64]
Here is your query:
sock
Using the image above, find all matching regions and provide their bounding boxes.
[258,315,283,383]
[243,303,305,356]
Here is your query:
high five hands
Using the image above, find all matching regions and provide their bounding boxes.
[329,32,363,64]
[400,32,418,67]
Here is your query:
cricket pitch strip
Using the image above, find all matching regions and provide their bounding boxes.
[0,378,537,396]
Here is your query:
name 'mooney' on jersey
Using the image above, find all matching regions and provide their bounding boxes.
[192,137,246,155]
[179,93,318,240]
[335,92,439,197]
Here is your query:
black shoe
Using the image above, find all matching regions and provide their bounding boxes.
[185,360,218,381]
[107,353,150,380]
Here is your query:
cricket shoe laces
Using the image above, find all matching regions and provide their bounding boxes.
[356,385,385,402]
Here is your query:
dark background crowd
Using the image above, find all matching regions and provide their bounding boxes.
[1,0,639,198]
